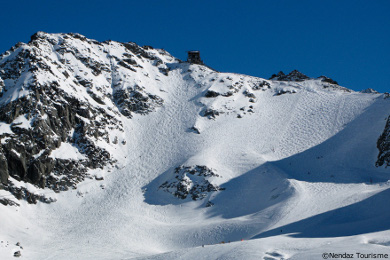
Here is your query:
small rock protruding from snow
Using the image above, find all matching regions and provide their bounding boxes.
[317,75,339,85]
[189,126,201,134]
[202,108,221,120]
[204,90,220,98]
[275,88,298,96]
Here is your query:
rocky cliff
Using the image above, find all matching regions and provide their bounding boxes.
[376,115,390,167]
[0,32,175,203]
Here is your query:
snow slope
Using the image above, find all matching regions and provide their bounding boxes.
[0,33,390,259]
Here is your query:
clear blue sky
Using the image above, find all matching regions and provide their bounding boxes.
[1,0,389,92]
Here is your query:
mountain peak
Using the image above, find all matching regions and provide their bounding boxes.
[30,31,50,41]
[1,32,390,260]
[270,69,309,81]
[360,88,379,94]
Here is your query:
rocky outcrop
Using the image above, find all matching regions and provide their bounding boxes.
[317,75,338,85]
[198,76,270,120]
[159,165,224,201]
[204,90,220,98]
[270,70,309,82]
[0,79,120,191]
[5,182,56,204]
[201,108,221,120]
[361,88,379,94]
[0,145,9,184]
[376,116,390,167]
[0,32,172,203]
[113,87,163,118]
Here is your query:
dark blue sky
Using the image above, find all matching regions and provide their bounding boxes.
[1,0,389,92]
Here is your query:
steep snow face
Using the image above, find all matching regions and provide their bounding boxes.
[0,32,390,260]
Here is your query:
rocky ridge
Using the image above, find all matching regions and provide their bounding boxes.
[0,32,175,204]
[361,88,379,94]
[270,70,310,81]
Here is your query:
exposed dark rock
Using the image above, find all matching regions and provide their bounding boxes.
[360,88,379,94]
[321,84,352,92]
[0,80,120,191]
[189,126,200,134]
[205,201,214,207]
[0,32,173,203]
[270,70,309,82]
[243,90,256,98]
[376,116,390,167]
[122,42,158,61]
[0,198,19,207]
[0,146,9,184]
[221,91,234,97]
[275,89,297,96]
[251,80,271,90]
[270,71,285,80]
[118,60,136,72]
[0,78,4,97]
[202,108,221,119]
[318,75,338,85]
[113,88,163,118]
[158,67,170,76]
[5,181,56,204]
[204,90,220,98]
[159,165,224,201]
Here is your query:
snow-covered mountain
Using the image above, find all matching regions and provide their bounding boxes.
[0,32,389,259]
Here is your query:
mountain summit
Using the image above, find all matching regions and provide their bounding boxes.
[0,32,389,260]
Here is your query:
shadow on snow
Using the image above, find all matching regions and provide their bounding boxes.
[253,187,390,239]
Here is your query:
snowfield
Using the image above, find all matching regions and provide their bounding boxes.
[0,33,390,260]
